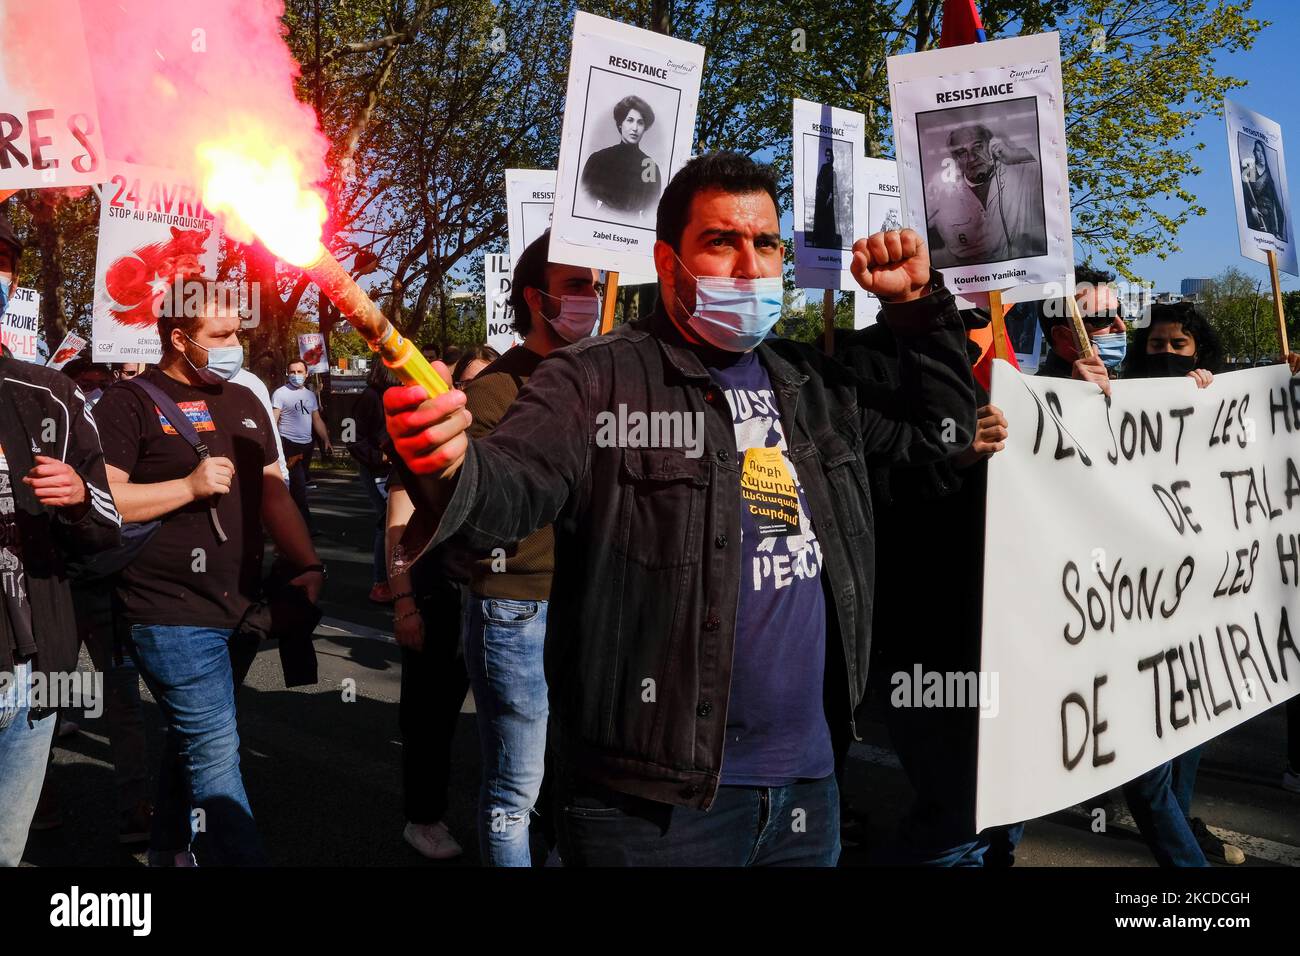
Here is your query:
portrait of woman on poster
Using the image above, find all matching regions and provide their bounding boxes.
[580,94,663,218]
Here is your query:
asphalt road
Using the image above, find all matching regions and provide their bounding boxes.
[21,470,1300,868]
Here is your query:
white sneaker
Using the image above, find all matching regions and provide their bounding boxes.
[403,821,462,860]
[1283,768,1300,794]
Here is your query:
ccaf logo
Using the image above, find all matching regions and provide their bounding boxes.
[50,886,151,936]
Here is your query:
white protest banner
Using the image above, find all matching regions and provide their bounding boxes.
[485,252,522,356]
[92,163,219,363]
[549,12,704,275]
[506,169,556,271]
[0,286,41,362]
[792,99,866,290]
[0,0,105,190]
[298,333,327,374]
[888,33,1073,299]
[47,330,88,369]
[1225,99,1296,277]
[977,361,1300,831]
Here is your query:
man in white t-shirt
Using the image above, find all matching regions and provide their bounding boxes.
[271,360,332,526]
[233,367,288,483]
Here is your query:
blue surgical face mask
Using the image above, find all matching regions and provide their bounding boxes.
[673,255,784,352]
[0,278,10,319]
[1092,332,1127,370]
[288,372,307,387]
[185,334,244,384]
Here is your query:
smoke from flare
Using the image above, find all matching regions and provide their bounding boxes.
[66,0,330,260]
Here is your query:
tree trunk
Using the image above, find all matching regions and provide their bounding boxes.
[31,193,67,350]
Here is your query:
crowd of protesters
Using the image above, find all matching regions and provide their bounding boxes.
[1,153,1298,867]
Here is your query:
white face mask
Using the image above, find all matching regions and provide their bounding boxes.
[184,334,243,384]
[672,253,784,352]
[540,291,601,343]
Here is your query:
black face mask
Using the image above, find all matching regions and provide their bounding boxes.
[1143,352,1197,378]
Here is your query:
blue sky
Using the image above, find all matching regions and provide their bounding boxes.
[1127,0,1299,292]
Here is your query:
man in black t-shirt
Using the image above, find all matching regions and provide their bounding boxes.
[96,302,323,866]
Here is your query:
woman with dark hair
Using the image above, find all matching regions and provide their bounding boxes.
[384,344,496,860]
[1117,300,1248,865]
[1121,301,1223,382]
[348,360,400,602]
[579,93,662,216]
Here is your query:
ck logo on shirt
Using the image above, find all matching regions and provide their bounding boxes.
[156,401,217,435]
[241,418,258,429]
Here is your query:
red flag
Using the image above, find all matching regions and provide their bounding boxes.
[939,0,987,47]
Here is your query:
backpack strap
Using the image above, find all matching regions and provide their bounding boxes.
[126,378,228,543]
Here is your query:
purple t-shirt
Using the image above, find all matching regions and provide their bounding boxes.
[707,350,834,787]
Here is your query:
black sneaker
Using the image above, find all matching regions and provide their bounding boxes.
[1190,817,1245,865]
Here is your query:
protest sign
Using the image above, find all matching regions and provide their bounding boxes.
[298,333,327,373]
[1224,99,1295,277]
[485,252,522,356]
[47,330,88,369]
[506,168,556,271]
[91,163,219,363]
[0,0,105,190]
[548,12,704,276]
[844,157,904,319]
[977,361,1300,830]
[0,286,41,362]
[792,99,866,290]
[887,33,1072,299]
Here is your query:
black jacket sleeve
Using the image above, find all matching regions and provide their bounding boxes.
[53,381,122,555]
[403,346,591,563]
[851,280,977,466]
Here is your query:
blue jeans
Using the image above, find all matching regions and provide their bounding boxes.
[557,774,841,866]
[463,594,549,867]
[0,660,57,866]
[127,624,267,866]
[1123,755,1208,867]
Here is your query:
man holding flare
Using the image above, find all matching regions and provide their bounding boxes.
[383,152,978,866]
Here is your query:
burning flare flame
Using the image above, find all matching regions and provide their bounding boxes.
[196,135,327,268]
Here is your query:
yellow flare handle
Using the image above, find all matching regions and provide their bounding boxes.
[376,325,449,397]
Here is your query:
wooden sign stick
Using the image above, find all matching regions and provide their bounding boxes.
[1066,293,1095,360]
[989,288,1010,362]
[822,288,835,355]
[600,271,619,334]
[1267,249,1290,358]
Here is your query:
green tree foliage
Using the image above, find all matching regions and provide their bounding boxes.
[1198,265,1277,362]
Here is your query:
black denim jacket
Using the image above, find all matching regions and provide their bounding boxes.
[406,275,976,809]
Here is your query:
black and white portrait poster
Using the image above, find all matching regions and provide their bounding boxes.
[1224,99,1296,276]
[848,157,902,319]
[888,33,1072,298]
[549,11,704,275]
[792,99,865,289]
[505,169,556,271]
